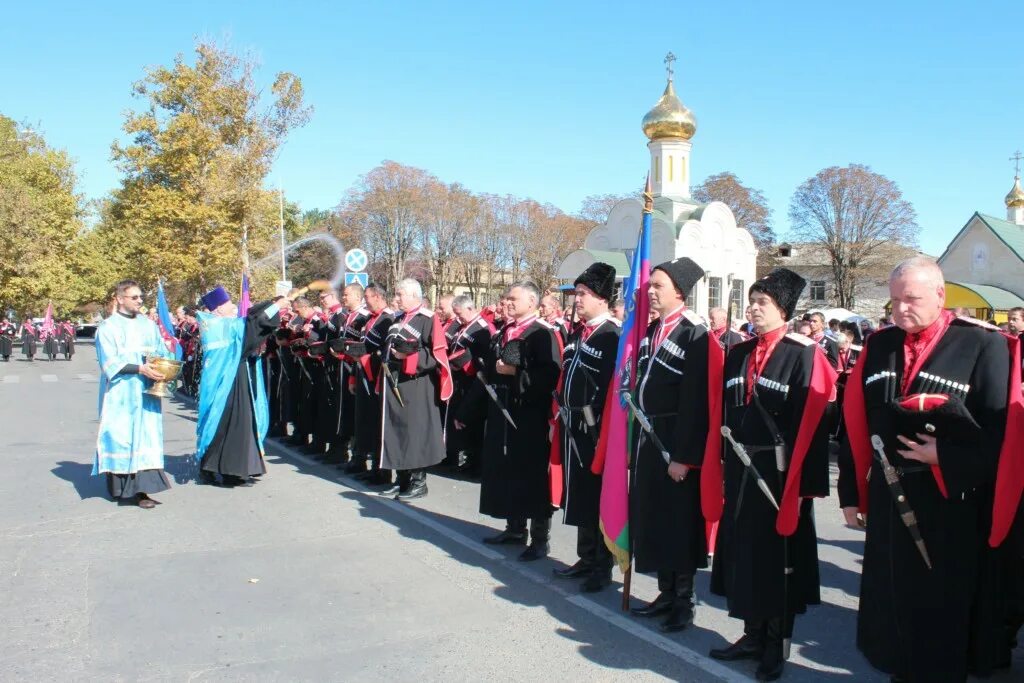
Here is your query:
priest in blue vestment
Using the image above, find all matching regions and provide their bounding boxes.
[94,279,172,509]
[196,286,284,487]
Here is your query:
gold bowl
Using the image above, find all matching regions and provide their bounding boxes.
[144,355,184,398]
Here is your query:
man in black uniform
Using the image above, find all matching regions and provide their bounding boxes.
[287,298,319,451]
[551,263,620,593]
[346,284,395,482]
[808,312,839,370]
[474,282,562,561]
[628,257,717,632]
[710,268,837,681]
[447,295,494,474]
[378,279,452,500]
[839,257,1019,682]
[0,317,16,361]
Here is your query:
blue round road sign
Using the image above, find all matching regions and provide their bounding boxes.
[345,248,368,272]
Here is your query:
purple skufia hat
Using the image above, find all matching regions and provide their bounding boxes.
[201,286,231,311]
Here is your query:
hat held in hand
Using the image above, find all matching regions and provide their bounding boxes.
[889,393,981,445]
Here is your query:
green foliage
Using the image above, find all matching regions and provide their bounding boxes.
[97,40,311,306]
[0,115,86,317]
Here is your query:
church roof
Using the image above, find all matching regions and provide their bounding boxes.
[939,212,1024,264]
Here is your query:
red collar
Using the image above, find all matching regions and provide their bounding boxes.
[505,313,538,341]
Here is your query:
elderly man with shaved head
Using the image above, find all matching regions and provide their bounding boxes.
[839,256,1022,682]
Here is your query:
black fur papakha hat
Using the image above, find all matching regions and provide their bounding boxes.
[574,262,616,301]
[749,268,806,321]
[653,257,704,300]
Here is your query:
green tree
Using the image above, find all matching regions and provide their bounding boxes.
[0,115,85,316]
[101,40,311,304]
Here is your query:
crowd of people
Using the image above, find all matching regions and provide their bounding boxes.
[0,316,76,362]
[86,254,1024,683]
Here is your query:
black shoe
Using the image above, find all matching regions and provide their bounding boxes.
[581,570,612,593]
[378,485,401,497]
[483,529,528,545]
[631,591,675,617]
[397,483,427,500]
[517,542,550,562]
[346,460,369,474]
[659,602,694,632]
[710,634,765,662]
[553,560,592,579]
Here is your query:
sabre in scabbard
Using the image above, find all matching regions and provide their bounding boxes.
[719,426,780,511]
[621,389,672,466]
[870,434,933,570]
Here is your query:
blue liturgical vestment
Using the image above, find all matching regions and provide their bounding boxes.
[196,301,278,472]
[93,313,169,475]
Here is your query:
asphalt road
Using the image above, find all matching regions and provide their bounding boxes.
[0,345,1020,681]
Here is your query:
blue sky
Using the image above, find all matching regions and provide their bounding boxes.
[3,1,1022,256]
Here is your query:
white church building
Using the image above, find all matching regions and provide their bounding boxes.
[557,58,758,321]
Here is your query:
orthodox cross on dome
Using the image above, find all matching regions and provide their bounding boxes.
[1011,150,1023,177]
[664,52,676,81]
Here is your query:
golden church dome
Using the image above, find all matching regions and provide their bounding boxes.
[641,79,697,141]
[1006,176,1024,209]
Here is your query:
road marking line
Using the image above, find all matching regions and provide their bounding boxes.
[1,375,19,383]
[75,374,97,382]
[41,375,58,382]
[267,440,749,682]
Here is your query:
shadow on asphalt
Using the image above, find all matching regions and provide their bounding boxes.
[51,461,107,499]
[262,442,878,681]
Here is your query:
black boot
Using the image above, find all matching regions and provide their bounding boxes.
[555,526,595,578]
[518,517,551,561]
[580,526,613,592]
[710,620,765,661]
[631,591,674,617]
[756,618,786,681]
[398,469,428,500]
[483,519,527,545]
[553,559,592,579]
[660,573,695,632]
[632,570,677,616]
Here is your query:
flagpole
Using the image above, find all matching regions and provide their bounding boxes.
[279,179,287,281]
[621,176,653,612]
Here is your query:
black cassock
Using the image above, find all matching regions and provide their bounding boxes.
[352,308,396,459]
[711,333,833,622]
[559,316,619,526]
[838,318,1014,681]
[200,301,281,479]
[630,312,710,575]
[380,309,450,471]
[473,319,561,520]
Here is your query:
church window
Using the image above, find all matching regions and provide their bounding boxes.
[729,280,744,315]
[708,277,722,309]
[654,157,660,182]
[778,244,792,257]
[668,156,674,181]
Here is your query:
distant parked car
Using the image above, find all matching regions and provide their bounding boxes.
[76,323,97,339]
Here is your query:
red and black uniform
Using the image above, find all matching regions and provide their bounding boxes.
[710,328,836,664]
[445,314,494,472]
[0,320,17,360]
[629,307,721,623]
[474,315,561,549]
[552,313,620,582]
[18,321,37,360]
[329,305,372,461]
[380,306,453,495]
[812,331,840,370]
[839,313,1022,681]
[348,307,396,476]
